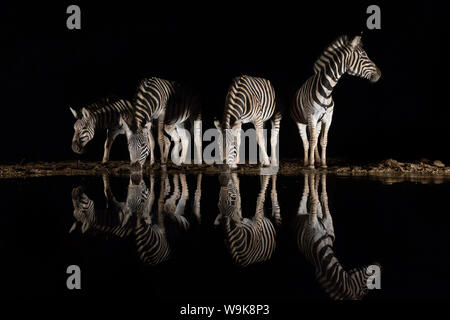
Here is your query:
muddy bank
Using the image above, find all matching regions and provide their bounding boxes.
[1,158,449,182]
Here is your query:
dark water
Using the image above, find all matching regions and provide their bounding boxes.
[1,172,449,302]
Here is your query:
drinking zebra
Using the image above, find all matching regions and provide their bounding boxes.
[70,97,134,163]
[127,77,202,171]
[214,75,282,168]
[294,173,378,300]
[291,35,381,168]
[215,172,278,267]
[70,173,202,266]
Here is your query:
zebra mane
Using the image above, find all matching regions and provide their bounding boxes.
[84,95,123,111]
[313,35,362,74]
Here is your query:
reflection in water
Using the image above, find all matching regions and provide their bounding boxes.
[216,172,279,267]
[294,173,377,300]
[70,173,202,266]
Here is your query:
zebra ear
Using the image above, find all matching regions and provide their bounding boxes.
[350,35,362,49]
[70,107,78,119]
[81,107,91,119]
[214,120,221,130]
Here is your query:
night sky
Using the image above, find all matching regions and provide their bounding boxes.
[2,1,448,164]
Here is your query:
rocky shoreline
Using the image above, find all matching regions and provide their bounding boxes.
[1,158,449,181]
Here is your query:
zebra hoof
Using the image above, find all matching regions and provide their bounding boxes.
[308,165,315,169]
[321,165,328,169]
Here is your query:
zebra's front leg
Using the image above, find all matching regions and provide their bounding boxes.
[315,125,322,167]
[255,122,270,167]
[233,124,242,168]
[307,119,318,169]
[297,123,309,167]
[320,118,332,168]
[157,113,167,165]
[148,129,155,166]
[102,128,120,163]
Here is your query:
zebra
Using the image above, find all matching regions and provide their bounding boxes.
[127,77,202,171]
[70,97,134,163]
[294,172,378,300]
[70,176,134,237]
[215,171,278,267]
[214,75,282,168]
[291,35,381,168]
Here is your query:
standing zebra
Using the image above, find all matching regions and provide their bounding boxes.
[127,77,202,170]
[291,35,381,168]
[70,97,134,163]
[214,75,282,168]
[215,172,278,267]
[294,173,378,300]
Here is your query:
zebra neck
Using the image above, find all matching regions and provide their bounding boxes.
[314,68,343,98]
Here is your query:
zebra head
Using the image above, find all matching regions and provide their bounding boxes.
[70,186,95,233]
[346,35,381,83]
[70,107,95,154]
[214,120,237,167]
[127,123,151,171]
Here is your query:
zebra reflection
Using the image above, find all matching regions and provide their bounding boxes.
[215,172,279,267]
[70,173,202,266]
[294,173,377,300]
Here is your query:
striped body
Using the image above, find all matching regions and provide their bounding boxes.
[216,173,277,267]
[70,97,134,163]
[291,35,381,168]
[215,75,281,167]
[129,77,202,169]
[295,173,374,300]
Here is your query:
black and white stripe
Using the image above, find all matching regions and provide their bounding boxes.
[215,75,282,168]
[295,173,375,300]
[291,35,381,168]
[128,77,202,169]
[215,172,277,267]
[70,97,134,163]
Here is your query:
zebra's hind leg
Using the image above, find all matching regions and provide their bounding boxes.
[102,128,121,163]
[193,119,202,165]
[297,123,309,167]
[176,123,189,164]
[165,124,180,165]
[255,122,271,167]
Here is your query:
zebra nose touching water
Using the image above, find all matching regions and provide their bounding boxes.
[291,34,381,169]
[70,97,134,163]
[127,77,203,172]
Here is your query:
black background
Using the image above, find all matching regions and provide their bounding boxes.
[1,1,449,164]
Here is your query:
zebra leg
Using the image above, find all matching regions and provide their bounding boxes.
[194,119,202,164]
[271,174,281,226]
[320,117,332,168]
[176,123,189,164]
[270,115,281,167]
[307,119,318,169]
[148,129,155,166]
[102,128,121,163]
[165,124,179,165]
[315,125,322,166]
[297,123,309,167]
[193,173,202,223]
[157,113,167,165]
[255,122,271,167]
[233,123,242,168]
